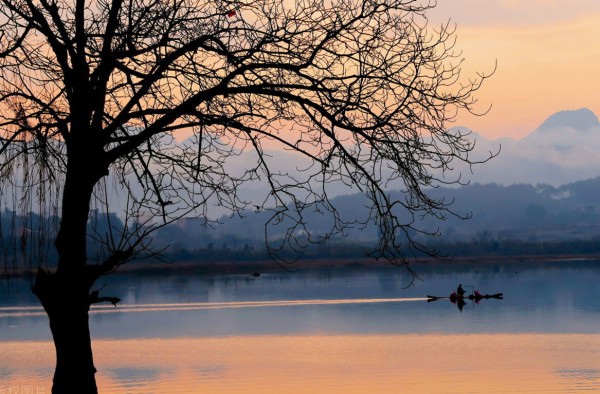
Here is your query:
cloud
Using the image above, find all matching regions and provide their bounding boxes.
[500,0,560,10]
[427,0,600,27]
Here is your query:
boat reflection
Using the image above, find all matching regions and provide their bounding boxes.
[427,291,504,311]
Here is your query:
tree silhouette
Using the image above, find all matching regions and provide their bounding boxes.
[0,0,492,392]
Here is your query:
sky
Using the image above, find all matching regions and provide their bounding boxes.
[426,0,600,139]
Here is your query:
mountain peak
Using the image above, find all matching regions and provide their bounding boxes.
[535,108,599,133]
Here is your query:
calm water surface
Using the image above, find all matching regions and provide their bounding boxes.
[1,260,599,392]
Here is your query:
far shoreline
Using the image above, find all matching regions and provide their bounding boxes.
[102,252,600,276]
[3,253,599,279]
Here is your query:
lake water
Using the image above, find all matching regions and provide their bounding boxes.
[1,260,600,393]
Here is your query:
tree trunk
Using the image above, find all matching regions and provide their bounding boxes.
[32,146,108,393]
[34,270,98,394]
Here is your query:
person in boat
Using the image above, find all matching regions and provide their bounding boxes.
[457,284,466,297]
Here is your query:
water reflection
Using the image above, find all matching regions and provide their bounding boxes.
[1,334,599,393]
[1,260,600,392]
[1,260,600,340]
[108,367,167,388]
[0,367,12,380]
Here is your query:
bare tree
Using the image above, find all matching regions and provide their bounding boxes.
[0,0,493,392]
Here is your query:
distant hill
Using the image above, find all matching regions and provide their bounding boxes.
[425,177,600,242]
[464,108,600,186]
[153,176,600,255]
[151,108,600,256]
[532,108,600,134]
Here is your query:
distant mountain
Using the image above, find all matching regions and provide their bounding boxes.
[168,108,600,219]
[464,108,600,186]
[533,108,600,134]
[220,108,600,190]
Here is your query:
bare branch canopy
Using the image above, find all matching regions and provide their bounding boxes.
[0,1,493,391]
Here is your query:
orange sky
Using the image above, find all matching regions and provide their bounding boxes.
[427,0,600,139]
[170,2,600,143]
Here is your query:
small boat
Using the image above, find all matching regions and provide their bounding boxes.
[427,291,503,302]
